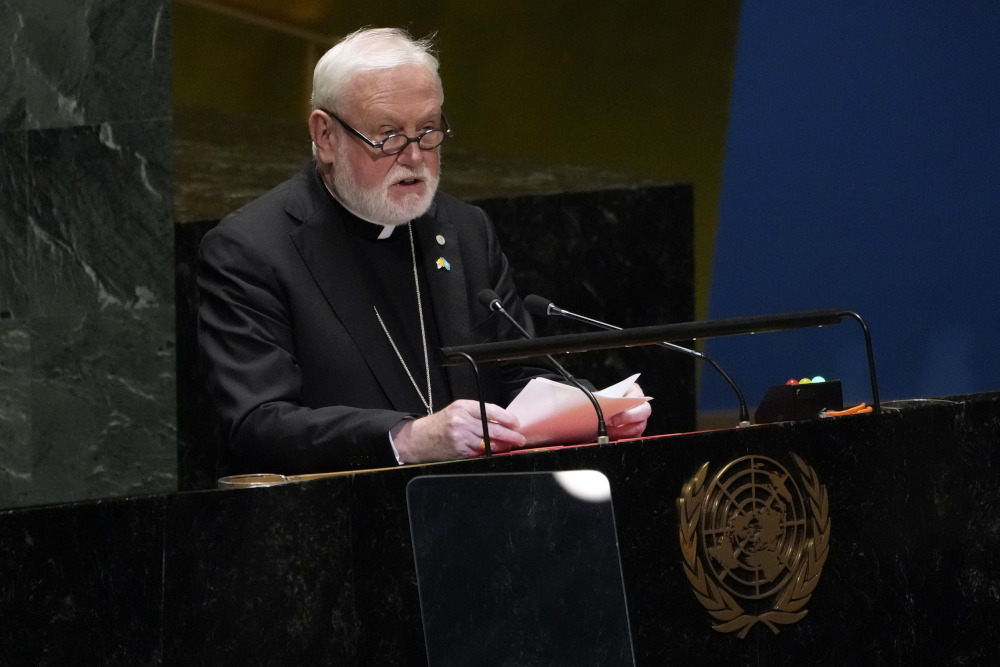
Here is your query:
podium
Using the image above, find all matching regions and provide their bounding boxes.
[2,392,1000,664]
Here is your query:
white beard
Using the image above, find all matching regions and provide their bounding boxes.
[332,142,439,226]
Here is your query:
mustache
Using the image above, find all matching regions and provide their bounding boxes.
[386,164,431,184]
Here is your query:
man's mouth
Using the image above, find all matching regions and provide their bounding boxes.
[392,177,426,192]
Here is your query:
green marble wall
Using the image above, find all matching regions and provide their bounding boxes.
[0,0,177,508]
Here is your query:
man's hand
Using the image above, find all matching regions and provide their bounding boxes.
[606,382,651,441]
[392,400,525,464]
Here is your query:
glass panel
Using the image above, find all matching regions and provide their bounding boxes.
[407,470,634,667]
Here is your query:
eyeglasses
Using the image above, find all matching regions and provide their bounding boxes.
[321,108,453,155]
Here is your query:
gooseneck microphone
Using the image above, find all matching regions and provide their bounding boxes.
[524,294,752,427]
[477,289,611,445]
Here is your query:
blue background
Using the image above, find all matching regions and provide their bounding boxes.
[704,2,1000,411]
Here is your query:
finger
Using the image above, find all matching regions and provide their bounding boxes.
[486,422,526,449]
[478,437,514,454]
[470,434,515,458]
[449,400,520,431]
[608,404,650,429]
[482,404,521,430]
[468,421,525,450]
[619,401,652,423]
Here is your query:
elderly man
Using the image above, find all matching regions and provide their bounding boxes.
[198,27,650,476]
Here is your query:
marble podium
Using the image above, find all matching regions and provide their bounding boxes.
[1,392,999,665]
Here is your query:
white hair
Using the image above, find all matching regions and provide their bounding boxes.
[311,27,443,114]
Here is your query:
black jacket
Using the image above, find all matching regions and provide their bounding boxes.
[198,163,550,475]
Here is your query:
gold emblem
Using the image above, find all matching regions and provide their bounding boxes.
[677,453,830,638]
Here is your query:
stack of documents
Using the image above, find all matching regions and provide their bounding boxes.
[506,373,651,446]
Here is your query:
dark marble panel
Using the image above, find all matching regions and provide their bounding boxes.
[174,219,223,494]
[26,308,176,507]
[345,398,1000,666]
[1,394,1000,663]
[924,396,1000,664]
[0,495,164,665]
[476,187,694,326]
[0,0,176,512]
[173,106,659,225]
[477,186,697,438]
[0,1,27,130]
[712,416,928,665]
[0,321,32,506]
[0,130,28,318]
[162,481,358,665]
[26,120,173,316]
[173,108,312,225]
[20,0,171,129]
[346,468,427,665]
[607,401,1000,667]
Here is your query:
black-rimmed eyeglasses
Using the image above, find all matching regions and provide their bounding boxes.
[321,108,453,155]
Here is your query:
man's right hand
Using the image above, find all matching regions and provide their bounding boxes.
[392,400,525,464]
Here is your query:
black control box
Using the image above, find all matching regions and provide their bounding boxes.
[754,380,843,424]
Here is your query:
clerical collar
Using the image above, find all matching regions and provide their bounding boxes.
[320,176,397,240]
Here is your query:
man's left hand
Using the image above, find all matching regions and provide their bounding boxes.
[606,382,651,440]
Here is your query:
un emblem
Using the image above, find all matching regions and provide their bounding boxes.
[677,454,830,638]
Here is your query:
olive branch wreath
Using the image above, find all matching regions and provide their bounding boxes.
[676,454,830,638]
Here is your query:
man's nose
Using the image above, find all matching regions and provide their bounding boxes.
[395,139,425,166]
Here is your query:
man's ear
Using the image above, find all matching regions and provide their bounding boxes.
[308,109,337,162]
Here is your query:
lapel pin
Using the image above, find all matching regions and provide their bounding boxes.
[436,257,451,271]
[435,234,446,246]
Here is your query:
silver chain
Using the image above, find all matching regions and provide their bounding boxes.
[373,223,433,415]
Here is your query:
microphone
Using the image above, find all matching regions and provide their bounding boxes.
[477,289,611,445]
[524,294,752,427]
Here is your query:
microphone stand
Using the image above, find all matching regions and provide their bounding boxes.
[530,297,752,427]
[442,307,881,415]
[479,290,611,445]
[452,351,492,456]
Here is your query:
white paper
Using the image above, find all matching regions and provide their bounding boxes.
[506,373,651,446]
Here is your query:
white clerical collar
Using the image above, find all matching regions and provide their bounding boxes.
[321,177,397,240]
